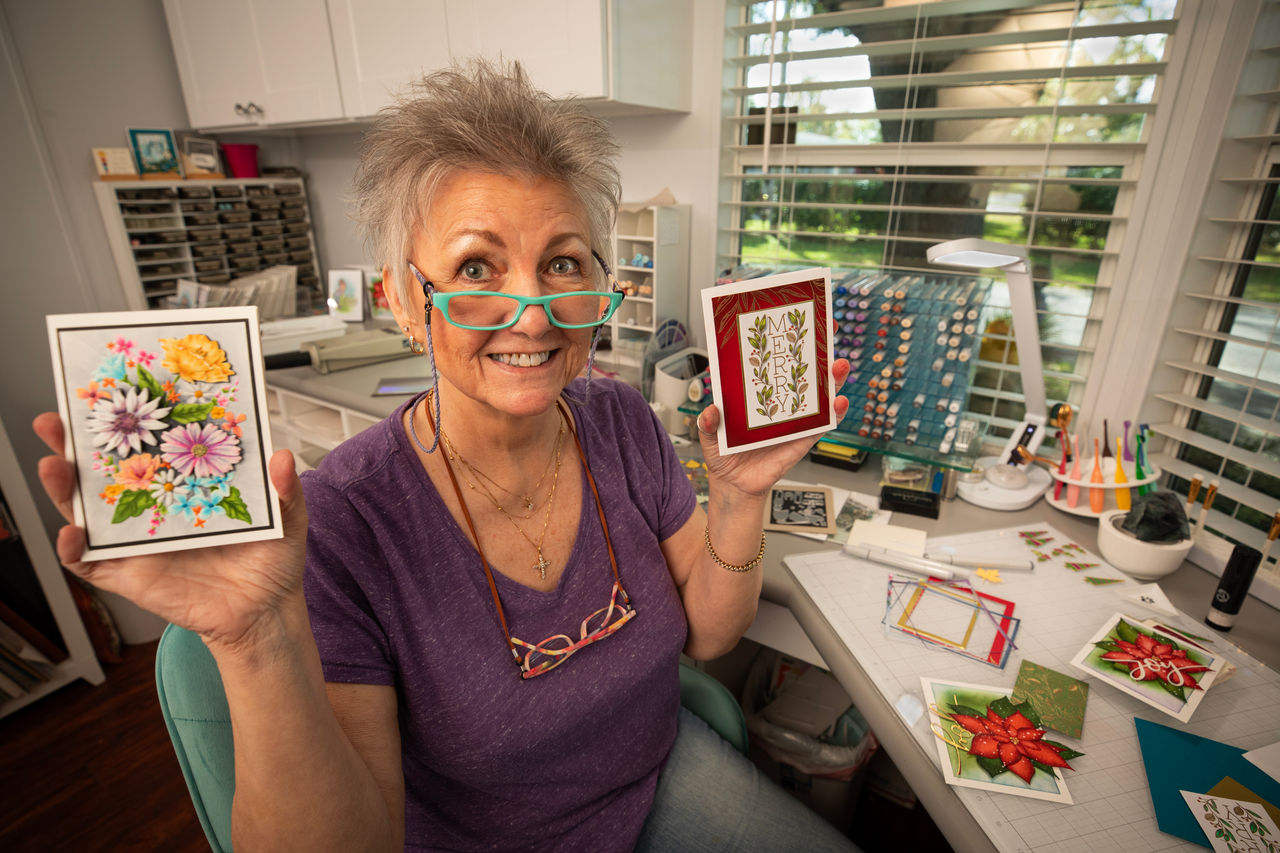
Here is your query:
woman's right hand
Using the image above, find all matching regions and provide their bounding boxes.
[33,412,310,654]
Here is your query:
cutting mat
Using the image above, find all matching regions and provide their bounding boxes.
[785,525,1280,853]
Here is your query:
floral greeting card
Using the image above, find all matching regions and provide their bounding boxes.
[701,268,835,455]
[921,677,1081,804]
[47,308,281,560]
[1069,612,1225,723]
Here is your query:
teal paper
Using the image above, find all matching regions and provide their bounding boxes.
[1135,718,1280,847]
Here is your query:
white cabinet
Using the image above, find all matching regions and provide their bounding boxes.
[444,0,608,100]
[327,0,452,119]
[163,0,345,129]
[604,203,691,367]
[165,0,692,128]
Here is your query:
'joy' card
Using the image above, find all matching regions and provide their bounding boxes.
[47,308,282,560]
[1069,612,1224,723]
[701,268,836,455]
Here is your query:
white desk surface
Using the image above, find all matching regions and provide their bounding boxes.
[764,457,1280,853]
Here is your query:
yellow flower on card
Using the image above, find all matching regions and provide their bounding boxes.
[160,334,234,383]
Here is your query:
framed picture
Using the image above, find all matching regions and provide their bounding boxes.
[763,485,837,535]
[1069,612,1225,722]
[177,132,223,179]
[701,267,835,455]
[46,307,283,561]
[328,269,365,322]
[366,267,395,321]
[127,128,183,179]
[91,147,137,180]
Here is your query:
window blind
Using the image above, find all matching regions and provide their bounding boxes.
[718,0,1179,437]
[1148,4,1280,577]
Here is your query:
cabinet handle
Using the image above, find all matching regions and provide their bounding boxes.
[246,102,263,117]
[234,102,248,117]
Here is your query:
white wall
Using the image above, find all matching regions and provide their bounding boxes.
[0,0,189,539]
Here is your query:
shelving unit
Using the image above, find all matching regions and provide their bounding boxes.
[93,178,322,312]
[0,419,104,720]
[602,203,691,369]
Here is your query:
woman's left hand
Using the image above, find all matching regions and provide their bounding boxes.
[695,358,850,500]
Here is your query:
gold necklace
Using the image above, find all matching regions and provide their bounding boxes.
[440,414,566,579]
[451,422,563,515]
[441,420,563,520]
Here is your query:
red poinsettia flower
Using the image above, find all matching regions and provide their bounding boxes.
[950,707,1073,783]
[1099,631,1210,690]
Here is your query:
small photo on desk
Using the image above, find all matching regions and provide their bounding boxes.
[764,485,836,536]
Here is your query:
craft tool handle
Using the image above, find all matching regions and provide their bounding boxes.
[844,544,960,580]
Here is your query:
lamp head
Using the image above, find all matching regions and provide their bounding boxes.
[926,238,1028,272]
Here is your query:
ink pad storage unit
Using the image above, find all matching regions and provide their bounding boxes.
[824,269,994,471]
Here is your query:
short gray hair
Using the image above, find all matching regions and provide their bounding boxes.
[352,59,622,312]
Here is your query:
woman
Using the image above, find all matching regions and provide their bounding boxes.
[36,61,854,852]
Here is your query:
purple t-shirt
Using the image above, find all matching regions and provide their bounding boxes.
[302,378,695,852]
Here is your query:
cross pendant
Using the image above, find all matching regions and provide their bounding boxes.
[534,554,550,580]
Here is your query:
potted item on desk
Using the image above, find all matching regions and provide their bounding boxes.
[1096,491,1194,580]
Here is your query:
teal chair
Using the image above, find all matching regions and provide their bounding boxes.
[157,624,748,852]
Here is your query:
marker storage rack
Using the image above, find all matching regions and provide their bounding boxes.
[827,270,994,469]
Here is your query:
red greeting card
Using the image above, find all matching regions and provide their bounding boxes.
[701,268,835,455]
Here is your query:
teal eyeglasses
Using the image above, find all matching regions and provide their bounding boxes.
[407,252,625,331]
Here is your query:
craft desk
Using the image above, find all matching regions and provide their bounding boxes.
[264,363,1280,851]
[762,456,1280,853]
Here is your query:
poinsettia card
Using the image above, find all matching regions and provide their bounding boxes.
[47,307,282,560]
[921,677,1081,804]
[1068,612,1225,723]
[701,268,836,455]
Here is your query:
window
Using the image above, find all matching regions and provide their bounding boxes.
[1148,9,1280,572]
[719,0,1179,437]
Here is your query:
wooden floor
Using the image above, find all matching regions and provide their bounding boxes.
[0,640,208,853]
[0,639,951,853]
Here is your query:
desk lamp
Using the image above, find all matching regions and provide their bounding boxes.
[926,238,1052,510]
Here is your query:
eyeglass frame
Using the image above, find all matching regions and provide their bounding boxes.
[428,397,637,680]
[406,251,625,331]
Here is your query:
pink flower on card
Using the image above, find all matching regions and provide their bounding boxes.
[160,422,241,479]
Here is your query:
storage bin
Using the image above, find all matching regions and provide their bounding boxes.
[179,186,213,199]
[252,209,281,221]
[184,212,219,226]
[214,185,241,197]
[222,225,252,240]
[187,227,220,242]
[181,201,215,212]
[254,222,284,236]
[190,242,226,257]
[220,211,252,223]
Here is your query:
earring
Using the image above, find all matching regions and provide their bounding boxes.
[403,325,426,355]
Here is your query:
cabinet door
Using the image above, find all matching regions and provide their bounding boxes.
[444,0,607,100]
[328,0,452,119]
[163,0,345,129]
